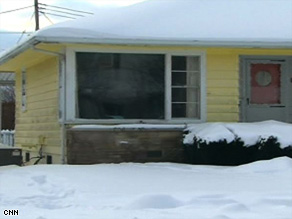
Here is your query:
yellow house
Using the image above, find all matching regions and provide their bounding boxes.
[0,0,291,164]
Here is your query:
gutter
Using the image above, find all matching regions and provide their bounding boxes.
[1,35,291,66]
[34,36,292,49]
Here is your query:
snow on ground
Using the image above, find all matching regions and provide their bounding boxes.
[0,157,292,219]
[184,120,292,148]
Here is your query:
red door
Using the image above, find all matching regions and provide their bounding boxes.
[250,64,281,105]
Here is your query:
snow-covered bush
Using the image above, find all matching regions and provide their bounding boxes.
[183,122,292,166]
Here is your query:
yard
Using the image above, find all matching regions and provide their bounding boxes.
[0,157,291,219]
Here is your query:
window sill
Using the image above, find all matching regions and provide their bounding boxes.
[63,118,205,126]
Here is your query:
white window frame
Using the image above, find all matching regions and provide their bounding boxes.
[21,68,27,112]
[65,47,206,124]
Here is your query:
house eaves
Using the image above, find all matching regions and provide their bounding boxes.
[0,37,41,67]
[35,36,292,49]
[0,35,291,69]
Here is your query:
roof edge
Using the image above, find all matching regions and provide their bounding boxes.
[0,37,40,66]
[0,36,291,66]
[35,36,292,49]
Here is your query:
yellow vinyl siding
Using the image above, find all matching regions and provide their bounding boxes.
[14,56,61,164]
[206,52,240,122]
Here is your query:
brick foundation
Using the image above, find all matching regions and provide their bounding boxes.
[66,128,184,164]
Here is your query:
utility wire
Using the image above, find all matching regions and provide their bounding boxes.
[0,32,33,34]
[0,5,34,15]
[39,3,93,15]
[39,7,84,17]
[17,12,35,43]
[39,11,76,20]
[41,13,54,24]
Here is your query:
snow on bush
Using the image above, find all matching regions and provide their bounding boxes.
[184,120,292,148]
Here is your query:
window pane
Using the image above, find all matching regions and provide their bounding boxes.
[171,55,200,119]
[172,103,186,118]
[76,52,165,119]
[172,71,186,86]
[172,103,199,118]
[172,88,186,102]
[172,56,186,70]
[172,88,200,103]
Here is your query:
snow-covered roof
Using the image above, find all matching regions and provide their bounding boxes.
[0,0,291,66]
[35,0,292,47]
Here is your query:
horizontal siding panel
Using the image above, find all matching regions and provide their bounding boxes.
[207,105,239,113]
[20,108,58,117]
[16,124,60,132]
[207,88,239,96]
[208,70,239,80]
[27,73,57,87]
[15,137,61,147]
[27,57,58,77]
[207,113,239,122]
[29,89,58,99]
[16,130,60,138]
[27,82,58,95]
[27,75,57,88]
[207,79,238,88]
[16,116,58,124]
[207,96,239,105]
[15,137,39,145]
[207,56,238,71]
[27,99,58,111]
[28,68,58,82]
[28,94,58,105]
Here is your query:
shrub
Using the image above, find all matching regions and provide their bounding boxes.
[183,134,292,166]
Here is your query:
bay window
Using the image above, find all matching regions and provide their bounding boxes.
[66,49,205,122]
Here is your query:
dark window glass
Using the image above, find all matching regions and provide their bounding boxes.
[172,56,186,71]
[172,88,187,102]
[172,103,199,118]
[172,104,186,118]
[172,71,186,86]
[76,52,165,119]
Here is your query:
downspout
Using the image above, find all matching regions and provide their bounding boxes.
[32,46,67,164]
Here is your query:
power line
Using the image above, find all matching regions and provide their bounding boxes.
[0,5,34,15]
[41,13,54,25]
[39,7,85,17]
[17,12,35,43]
[39,11,76,20]
[0,32,33,34]
[39,3,93,15]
